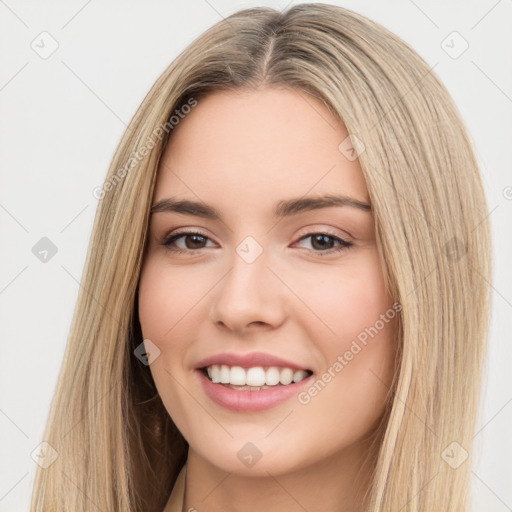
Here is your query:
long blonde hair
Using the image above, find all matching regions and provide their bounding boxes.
[30,4,492,511]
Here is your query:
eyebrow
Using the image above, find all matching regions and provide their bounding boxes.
[150,194,371,219]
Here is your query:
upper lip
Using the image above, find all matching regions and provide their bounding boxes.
[195,351,313,372]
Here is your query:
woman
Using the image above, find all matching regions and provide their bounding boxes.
[30,3,492,512]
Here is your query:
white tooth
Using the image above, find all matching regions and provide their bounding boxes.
[211,364,221,383]
[293,370,308,383]
[279,368,294,385]
[230,366,246,385]
[209,365,307,387]
[265,367,280,386]
[220,365,230,384]
[246,367,266,386]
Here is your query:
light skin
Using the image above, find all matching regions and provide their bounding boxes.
[138,87,398,512]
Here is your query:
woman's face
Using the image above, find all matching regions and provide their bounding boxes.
[138,87,399,477]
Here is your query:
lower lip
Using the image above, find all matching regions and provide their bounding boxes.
[196,369,313,412]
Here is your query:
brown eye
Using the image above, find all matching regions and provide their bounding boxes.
[162,231,214,253]
[295,232,353,255]
[161,230,353,256]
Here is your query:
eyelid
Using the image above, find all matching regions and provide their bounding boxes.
[162,224,352,243]
[292,231,353,255]
[295,225,353,242]
[161,228,214,248]
[161,227,353,256]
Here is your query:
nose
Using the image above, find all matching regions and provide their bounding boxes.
[208,248,286,334]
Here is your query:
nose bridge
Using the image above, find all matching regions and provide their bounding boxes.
[209,240,284,330]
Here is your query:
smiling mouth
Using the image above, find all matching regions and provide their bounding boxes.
[200,365,314,391]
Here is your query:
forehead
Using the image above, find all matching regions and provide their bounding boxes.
[154,88,369,213]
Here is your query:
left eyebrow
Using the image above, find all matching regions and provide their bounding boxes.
[150,194,372,219]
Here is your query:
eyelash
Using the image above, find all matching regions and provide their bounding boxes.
[161,230,353,256]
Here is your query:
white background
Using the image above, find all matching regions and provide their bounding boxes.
[0,1,511,511]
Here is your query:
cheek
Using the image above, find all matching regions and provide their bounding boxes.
[292,250,393,344]
[295,250,397,424]
[137,260,198,422]
[137,260,193,400]
[138,259,205,341]
[138,264,171,340]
